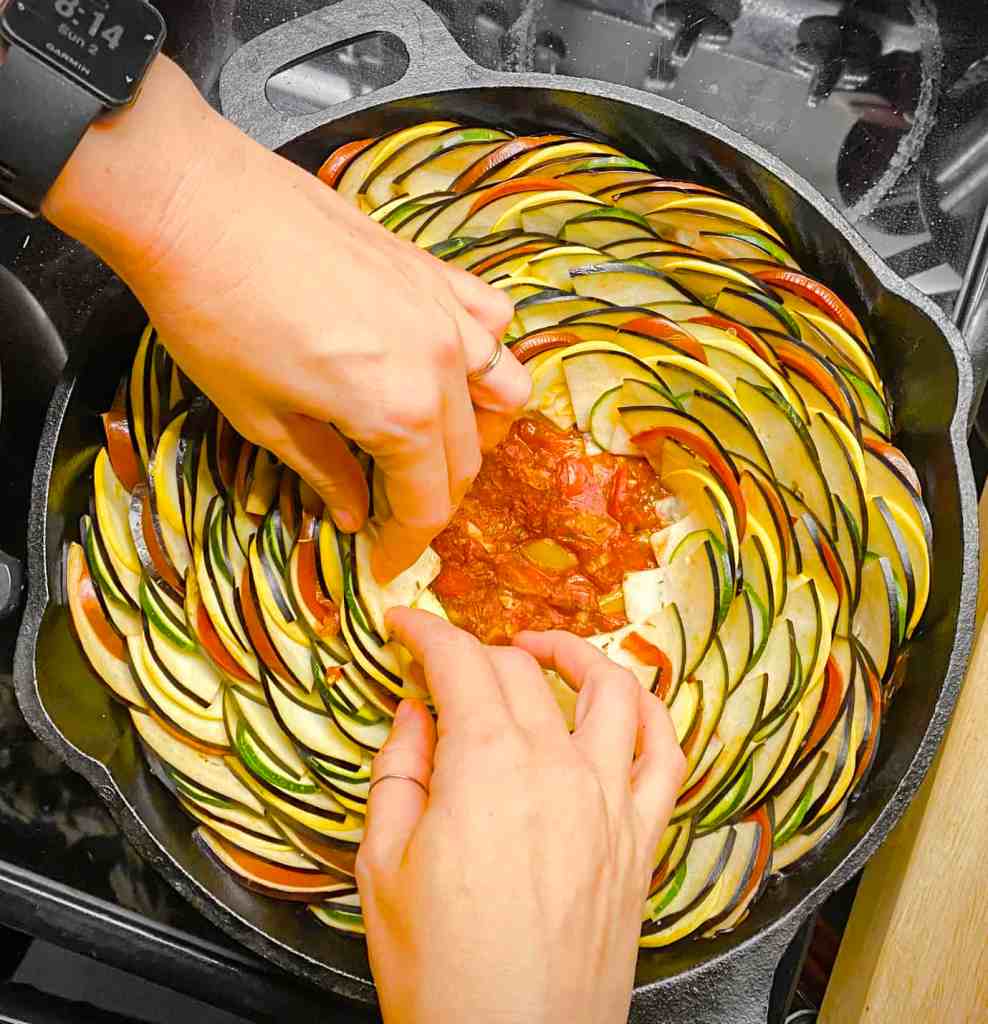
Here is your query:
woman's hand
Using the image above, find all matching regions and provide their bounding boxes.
[44,57,530,581]
[357,610,686,1024]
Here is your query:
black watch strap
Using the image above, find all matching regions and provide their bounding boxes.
[0,45,105,218]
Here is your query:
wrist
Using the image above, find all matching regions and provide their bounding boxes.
[42,55,241,278]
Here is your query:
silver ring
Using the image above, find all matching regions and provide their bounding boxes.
[368,773,429,797]
[467,341,504,382]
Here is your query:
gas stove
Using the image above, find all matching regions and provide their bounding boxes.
[0,2,986,1021]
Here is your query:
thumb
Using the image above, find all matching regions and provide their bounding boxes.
[263,413,368,533]
[361,700,436,874]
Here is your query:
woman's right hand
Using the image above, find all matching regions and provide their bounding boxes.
[357,610,687,1024]
[44,56,531,582]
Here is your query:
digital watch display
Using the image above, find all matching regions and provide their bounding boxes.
[2,0,165,106]
[0,0,165,216]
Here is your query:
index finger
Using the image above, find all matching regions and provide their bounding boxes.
[512,629,615,692]
[514,629,641,783]
[386,608,509,733]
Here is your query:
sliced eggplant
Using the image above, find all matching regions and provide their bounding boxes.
[562,349,662,430]
[131,709,261,810]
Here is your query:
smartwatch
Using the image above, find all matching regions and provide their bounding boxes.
[0,0,166,217]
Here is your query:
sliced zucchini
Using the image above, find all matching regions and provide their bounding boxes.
[562,348,662,431]
[66,542,145,709]
[264,671,363,768]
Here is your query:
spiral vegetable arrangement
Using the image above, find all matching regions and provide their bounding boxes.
[67,122,932,948]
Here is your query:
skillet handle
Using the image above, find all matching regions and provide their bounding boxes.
[630,917,806,1024]
[219,0,480,150]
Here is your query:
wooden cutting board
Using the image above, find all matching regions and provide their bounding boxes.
[819,484,988,1023]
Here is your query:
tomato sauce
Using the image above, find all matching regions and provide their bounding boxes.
[433,415,670,643]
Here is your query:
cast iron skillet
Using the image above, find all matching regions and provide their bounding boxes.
[13,1,981,1020]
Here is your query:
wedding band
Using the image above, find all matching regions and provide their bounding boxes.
[467,341,504,382]
[368,773,430,797]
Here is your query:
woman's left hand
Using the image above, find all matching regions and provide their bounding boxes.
[356,610,686,1024]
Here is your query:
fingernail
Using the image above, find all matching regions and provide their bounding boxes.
[394,700,413,726]
[332,508,359,533]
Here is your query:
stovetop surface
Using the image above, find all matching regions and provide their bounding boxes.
[1,1,986,1019]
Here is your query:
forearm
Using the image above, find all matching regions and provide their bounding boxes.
[41,55,245,283]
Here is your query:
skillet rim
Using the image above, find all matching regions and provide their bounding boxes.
[14,63,979,1011]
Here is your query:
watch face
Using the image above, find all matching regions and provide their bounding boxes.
[2,0,165,106]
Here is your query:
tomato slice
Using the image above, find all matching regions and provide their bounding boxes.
[620,630,666,666]
[195,601,253,684]
[863,439,922,494]
[317,137,375,188]
[240,567,290,681]
[772,340,853,422]
[452,135,567,192]
[295,523,340,637]
[620,631,673,698]
[470,241,554,277]
[632,426,747,540]
[205,830,340,890]
[814,529,845,605]
[141,490,184,593]
[754,268,866,344]
[621,315,709,364]
[510,329,584,363]
[685,314,775,365]
[78,561,127,660]
[800,655,846,757]
[102,410,142,491]
[733,805,772,903]
[467,177,574,218]
[285,826,357,876]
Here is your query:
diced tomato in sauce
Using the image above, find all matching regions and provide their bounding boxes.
[433,415,670,643]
